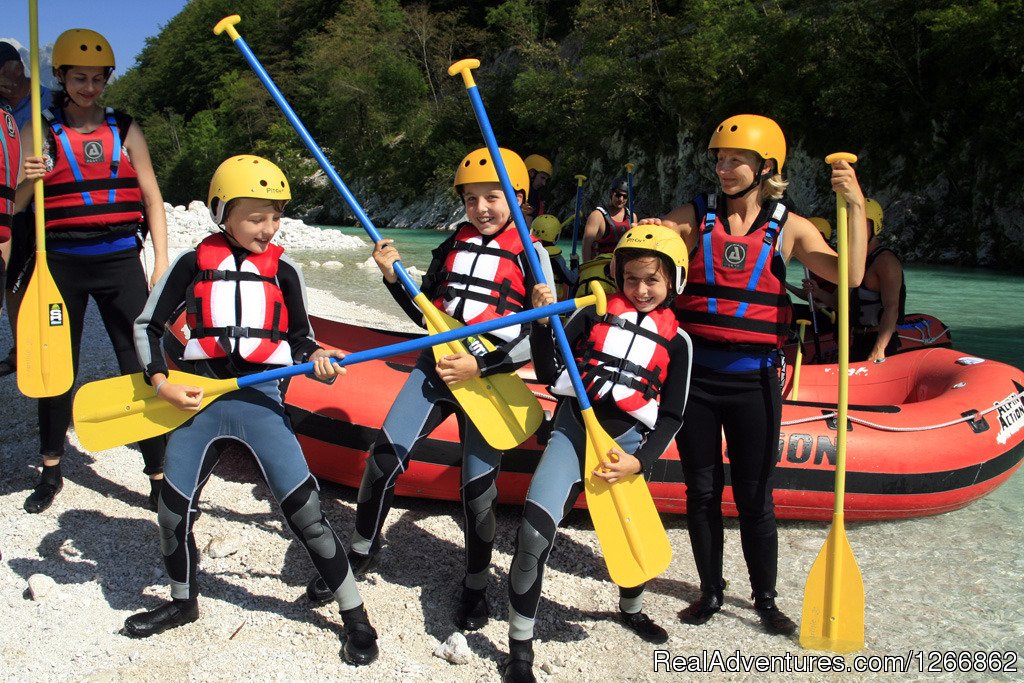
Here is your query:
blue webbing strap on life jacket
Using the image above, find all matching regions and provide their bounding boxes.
[735,202,787,318]
[699,193,718,314]
[105,108,121,204]
[47,107,122,207]
[0,114,11,215]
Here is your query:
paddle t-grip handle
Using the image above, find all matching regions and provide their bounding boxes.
[447,59,481,87]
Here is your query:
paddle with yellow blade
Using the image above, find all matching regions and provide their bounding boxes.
[449,58,671,588]
[213,15,542,451]
[790,319,810,400]
[800,152,865,653]
[73,286,606,453]
[16,0,74,398]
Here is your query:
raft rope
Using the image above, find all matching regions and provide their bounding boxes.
[528,384,1023,434]
[781,388,1024,433]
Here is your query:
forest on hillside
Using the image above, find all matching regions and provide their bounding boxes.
[105,0,1024,268]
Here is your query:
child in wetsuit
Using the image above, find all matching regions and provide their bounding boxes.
[502,225,693,682]
[124,155,379,666]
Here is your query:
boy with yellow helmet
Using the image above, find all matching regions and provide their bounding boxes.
[305,147,555,633]
[530,213,576,297]
[503,225,693,681]
[15,28,168,514]
[125,155,380,665]
[523,153,552,227]
[639,114,868,636]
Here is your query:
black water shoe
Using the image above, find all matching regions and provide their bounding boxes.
[123,598,199,638]
[24,465,62,514]
[347,548,379,580]
[340,605,379,666]
[306,575,333,607]
[678,589,724,625]
[501,638,536,683]
[620,609,669,643]
[753,593,797,636]
[455,582,489,631]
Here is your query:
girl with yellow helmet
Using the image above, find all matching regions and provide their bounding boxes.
[304,147,555,635]
[640,114,869,636]
[15,28,168,515]
[124,155,380,665]
[501,225,693,680]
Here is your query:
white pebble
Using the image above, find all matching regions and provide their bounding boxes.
[28,574,57,600]
[432,632,471,665]
[205,535,242,559]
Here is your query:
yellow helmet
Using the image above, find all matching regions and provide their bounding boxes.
[709,114,786,173]
[865,197,884,236]
[524,154,553,176]
[454,147,529,198]
[531,214,561,243]
[613,224,688,295]
[208,155,291,224]
[808,217,833,242]
[52,29,115,70]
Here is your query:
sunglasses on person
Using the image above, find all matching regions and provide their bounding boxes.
[612,191,628,199]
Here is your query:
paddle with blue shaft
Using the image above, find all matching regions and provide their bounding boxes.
[72,285,606,453]
[214,15,542,450]
[790,319,810,400]
[800,152,865,653]
[624,162,636,224]
[569,174,586,271]
[16,0,74,398]
[448,58,671,588]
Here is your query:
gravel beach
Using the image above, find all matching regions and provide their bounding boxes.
[1,210,1021,681]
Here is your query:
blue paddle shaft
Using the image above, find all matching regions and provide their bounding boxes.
[226,33,420,297]
[235,294,588,389]
[463,84,594,410]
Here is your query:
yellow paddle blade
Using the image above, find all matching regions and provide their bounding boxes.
[800,521,865,653]
[16,257,74,398]
[581,409,671,588]
[417,295,543,450]
[72,370,236,452]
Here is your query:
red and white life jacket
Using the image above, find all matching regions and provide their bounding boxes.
[183,233,293,365]
[593,206,631,256]
[41,107,144,231]
[430,222,535,342]
[551,293,678,429]
[675,193,793,347]
[0,107,20,240]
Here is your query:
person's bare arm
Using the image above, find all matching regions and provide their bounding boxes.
[867,252,904,361]
[581,209,604,261]
[124,122,168,286]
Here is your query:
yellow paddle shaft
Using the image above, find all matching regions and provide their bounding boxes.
[791,320,809,400]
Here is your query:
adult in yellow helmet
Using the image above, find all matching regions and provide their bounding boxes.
[639,114,868,636]
[503,225,693,680]
[850,197,905,361]
[786,216,838,335]
[523,153,552,228]
[15,29,168,514]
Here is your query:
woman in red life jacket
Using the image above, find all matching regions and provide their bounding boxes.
[501,225,692,682]
[641,115,868,635]
[125,155,379,665]
[15,29,168,514]
[304,148,555,633]
[1,102,19,289]
[582,176,637,261]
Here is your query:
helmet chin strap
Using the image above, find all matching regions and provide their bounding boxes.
[723,159,769,200]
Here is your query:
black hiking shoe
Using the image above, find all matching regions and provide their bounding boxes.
[753,593,797,636]
[678,589,724,625]
[501,638,535,683]
[340,605,378,666]
[123,598,199,638]
[455,582,489,631]
[620,609,669,643]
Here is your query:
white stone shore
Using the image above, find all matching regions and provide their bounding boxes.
[0,208,1021,681]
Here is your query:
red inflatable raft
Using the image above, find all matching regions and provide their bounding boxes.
[273,317,1023,522]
